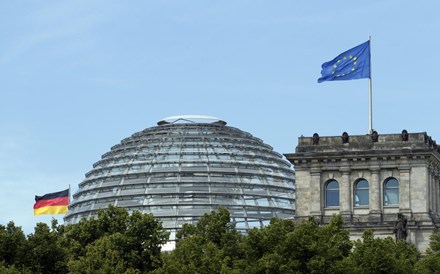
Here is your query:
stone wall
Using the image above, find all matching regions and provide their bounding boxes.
[285,131,440,252]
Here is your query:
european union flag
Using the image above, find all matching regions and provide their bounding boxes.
[318,41,370,83]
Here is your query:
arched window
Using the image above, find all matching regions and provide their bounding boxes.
[354,179,369,207]
[384,178,399,206]
[325,180,339,207]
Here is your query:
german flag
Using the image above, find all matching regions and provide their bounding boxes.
[34,189,69,216]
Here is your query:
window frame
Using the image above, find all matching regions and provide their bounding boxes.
[384,177,399,206]
[325,179,340,208]
[354,178,369,207]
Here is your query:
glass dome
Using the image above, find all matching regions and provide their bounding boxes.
[65,116,295,242]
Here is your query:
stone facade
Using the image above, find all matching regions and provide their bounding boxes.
[285,131,440,252]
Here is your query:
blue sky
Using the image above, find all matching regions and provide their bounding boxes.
[1,1,439,234]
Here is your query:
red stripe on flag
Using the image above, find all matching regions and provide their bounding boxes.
[33,196,69,209]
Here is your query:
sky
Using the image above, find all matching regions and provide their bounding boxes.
[1,1,439,234]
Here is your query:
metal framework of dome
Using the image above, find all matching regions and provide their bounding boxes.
[64,115,295,242]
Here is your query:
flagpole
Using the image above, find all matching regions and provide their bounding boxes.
[369,35,373,134]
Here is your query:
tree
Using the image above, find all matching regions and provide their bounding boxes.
[159,212,353,274]
[0,221,28,269]
[63,205,169,273]
[239,218,296,273]
[156,207,244,274]
[334,229,420,274]
[68,233,140,274]
[414,232,440,273]
[246,215,352,274]
[26,221,68,274]
[0,261,30,274]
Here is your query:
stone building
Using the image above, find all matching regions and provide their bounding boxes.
[285,130,440,252]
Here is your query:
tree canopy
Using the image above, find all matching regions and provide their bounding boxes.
[63,205,169,273]
[0,206,169,274]
[0,207,432,273]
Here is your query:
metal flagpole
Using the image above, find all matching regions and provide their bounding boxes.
[369,35,373,134]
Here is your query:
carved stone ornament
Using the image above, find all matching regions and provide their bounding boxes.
[393,213,407,241]
[371,131,379,142]
[341,132,349,144]
[401,129,409,141]
[312,133,319,145]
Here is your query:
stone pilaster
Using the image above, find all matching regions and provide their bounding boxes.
[433,165,440,215]
[399,162,412,216]
[340,166,352,220]
[434,170,440,215]
[427,164,434,213]
[310,167,322,217]
[369,167,381,221]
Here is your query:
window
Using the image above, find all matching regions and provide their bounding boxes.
[325,180,339,207]
[384,178,399,206]
[354,179,369,207]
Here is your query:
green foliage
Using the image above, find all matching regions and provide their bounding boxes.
[4,209,440,273]
[158,213,353,274]
[0,261,31,274]
[334,229,420,274]
[26,221,68,274]
[68,233,140,274]
[241,215,352,274]
[63,205,169,273]
[0,221,28,269]
[156,207,244,274]
[414,232,440,273]
[428,232,440,252]
[239,218,296,273]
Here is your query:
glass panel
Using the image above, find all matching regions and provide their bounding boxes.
[273,198,292,208]
[356,179,368,188]
[117,198,144,207]
[247,220,261,228]
[355,189,369,206]
[120,188,145,195]
[327,180,339,190]
[94,201,113,209]
[123,178,146,185]
[354,179,369,207]
[386,178,399,187]
[149,198,177,205]
[129,164,151,171]
[244,196,257,206]
[256,197,270,206]
[384,178,399,205]
[326,180,339,207]
[326,191,339,207]
[385,189,399,205]
[97,190,117,198]
[234,218,246,229]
